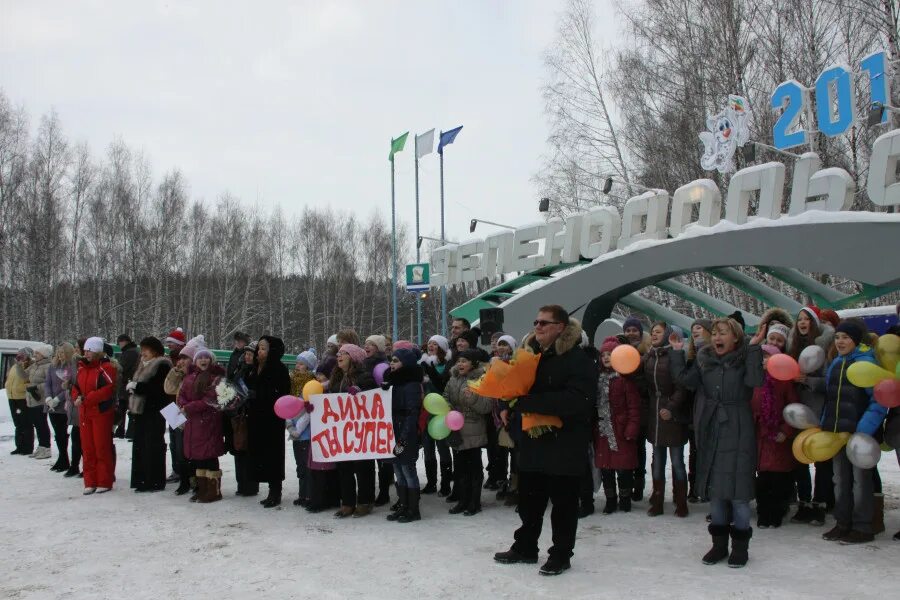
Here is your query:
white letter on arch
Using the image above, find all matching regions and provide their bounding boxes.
[868,129,900,207]
[579,207,621,258]
[670,179,722,236]
[618,191,669,248]
[789,152,853,214]
[725,162,785,224]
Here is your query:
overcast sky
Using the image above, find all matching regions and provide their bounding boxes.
[1,0,619,254]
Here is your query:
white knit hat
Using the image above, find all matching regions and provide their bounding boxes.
[365,335,387,353]
[84,337,104,353]
[498,335,517,349]
[767,323,790,342]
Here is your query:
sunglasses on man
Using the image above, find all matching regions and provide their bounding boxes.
[533,320,562,327]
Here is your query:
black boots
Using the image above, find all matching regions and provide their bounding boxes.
[602,496,618,514]
[261,483,282,508]
[438,465,453,497]
[387,486,408,521]
[398,488,421,523]
[647,480,664,516]
[464,476,482,516]
[728,528,752,568]
[619,493,632,513]
[421,462,438,494]
[702,524,730,565]
[375,464,392,506]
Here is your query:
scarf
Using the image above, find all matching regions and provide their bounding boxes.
[596,370,618,451]
[760,374,782,441]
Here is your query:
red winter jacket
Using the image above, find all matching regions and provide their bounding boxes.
[72,358,117,419]
[594,374,641,470]
[750,377,799,473]
[178,363,226,461]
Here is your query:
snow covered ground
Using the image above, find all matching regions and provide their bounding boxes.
[0,410,897,600]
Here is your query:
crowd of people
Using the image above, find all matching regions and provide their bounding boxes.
[4,303,899,576]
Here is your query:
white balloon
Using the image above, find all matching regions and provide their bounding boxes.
[798,345,826,374]
[846,433,881,469]
[783,403,819,430]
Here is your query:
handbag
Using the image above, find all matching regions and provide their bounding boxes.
[231,413,249,451]
[128,394,146,415]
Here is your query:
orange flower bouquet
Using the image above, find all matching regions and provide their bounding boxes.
[468,349,561,438]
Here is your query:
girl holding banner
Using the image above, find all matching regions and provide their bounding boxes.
[385,347,425,523]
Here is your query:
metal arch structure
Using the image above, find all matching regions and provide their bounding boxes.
[449,213,900,343]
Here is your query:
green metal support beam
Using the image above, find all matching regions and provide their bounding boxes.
[655,278,761,323]
[707,268,804,313]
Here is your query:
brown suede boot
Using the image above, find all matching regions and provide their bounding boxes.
[200,470,223,503]
[873,493,885,535]
[673,480,689,518]
[647,480,664,516]
[190,470,207,503]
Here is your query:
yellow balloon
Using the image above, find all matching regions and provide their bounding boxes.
[792,427,821,464]
[846,361,894,388]
[302,379,324,401]
[802,431,850,462]
[876,334,899,374]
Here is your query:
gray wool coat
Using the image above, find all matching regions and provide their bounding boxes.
[670,343,764,502]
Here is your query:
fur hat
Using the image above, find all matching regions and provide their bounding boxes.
[393,340,415,351]
[767,323,790,342]
[296,350,317,372]
[600,336,620,354]
[428,335,450,353]
[623,316,644,336]
[84,337,104,353]
[180,335,206,361]
[798,306,822,329]
[165,327,186,347]
[761,344,781,356]
[497,335,517,349]
[339,344,366,364]
[392,348,420,369]
[691,319,713,334]
[138,336,165,356]
[193,348,216,364]
[835,321,864,346]
[365,335,387,353]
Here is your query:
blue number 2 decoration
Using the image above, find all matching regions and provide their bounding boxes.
[772,51,890,149]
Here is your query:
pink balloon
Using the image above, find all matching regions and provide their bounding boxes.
[373,362,389,386]
[274,395,304,420]
[445,410,465,431]
[874,379,900,409]
[767,354,800,382]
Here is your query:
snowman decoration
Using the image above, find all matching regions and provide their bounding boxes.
[699,95,751,173]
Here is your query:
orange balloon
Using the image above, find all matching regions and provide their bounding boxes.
[610,345,641,375]
[792,427,821,464]
[767,354,800,381]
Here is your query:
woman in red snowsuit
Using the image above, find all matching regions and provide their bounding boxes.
[73,337,118,494]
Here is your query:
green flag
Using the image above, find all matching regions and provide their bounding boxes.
[389,132,409,162]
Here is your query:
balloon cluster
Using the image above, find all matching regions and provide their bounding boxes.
[847,333,900,410]
[423,393,464,440]
[784,401,880,468]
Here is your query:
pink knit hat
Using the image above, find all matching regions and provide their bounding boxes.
[339,344,366,364]
[600,336,620,354]
[180,335,206,361]
[392,340,415,351]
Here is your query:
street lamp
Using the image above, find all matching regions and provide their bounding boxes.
[741,141,801,163]
[867,101,900,127]
[602,176,654,196]
[417,235,452,249]
[539,197,583,213]
[469,218,516,233]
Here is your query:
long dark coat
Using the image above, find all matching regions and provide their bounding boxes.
[247,336,291,484]
[642,345,689,447]
[670,343,763,501]
[384,364,424,465]
[130,357,172,489]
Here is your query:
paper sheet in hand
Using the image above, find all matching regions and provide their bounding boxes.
[160,402,187,429]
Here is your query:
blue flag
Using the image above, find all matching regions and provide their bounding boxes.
[438,126,463,154]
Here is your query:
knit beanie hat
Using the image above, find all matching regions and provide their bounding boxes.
[835,321,864,346]
[339,344,366,364]
[393,340,415,351]
[296,350,317,371]
[244,341,258,355]
[365,335,387,353]
[497,335,517,349]
[33,344,54,359]
[165,327,186,347]
[392,348,420,369]
[691,318,713,334]
[459,330,480,349]
[457,349,482,367]
[767,323,790,342]
[798,306,821,329]
[761,344,781,356]
[139,336,165,356]
[194,348,216,364]
[180,335,206,361]
[84,337,104,353]
[327,334,338,346]
[728,311,746,331]
[820,309,840,328]
[233,331,251,343]
[428,335,450,354]
[600,336,620,354]
[623,316,644,335]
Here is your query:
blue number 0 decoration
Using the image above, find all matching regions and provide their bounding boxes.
[815,65,855,137]
[771,80,807,149]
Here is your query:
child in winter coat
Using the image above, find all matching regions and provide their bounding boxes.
[787,306,835,525]
[420,335,453,496]
[287,350,317,507]
[820,321,886,545]
[594,337,641,514]
[670,319,766,568]
[444,349,493,516]
[290,350,317,397]
[751,345,799,528]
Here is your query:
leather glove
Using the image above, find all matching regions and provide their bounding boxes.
[380,382,391,391]
[393,441,405,456]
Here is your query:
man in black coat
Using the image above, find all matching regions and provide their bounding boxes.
[494,305,598,576]
[115,334,140,439]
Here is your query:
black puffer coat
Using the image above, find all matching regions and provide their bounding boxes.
[670,343,763,501]
[384,364,424,465]
[247,336,291,484]
[513,319,599,477]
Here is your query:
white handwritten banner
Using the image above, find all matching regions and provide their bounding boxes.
[310,388,395,462]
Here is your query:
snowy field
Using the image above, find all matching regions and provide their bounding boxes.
[0,410,897,600]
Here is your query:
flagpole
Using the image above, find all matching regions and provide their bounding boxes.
[415,153,422,346]
[391,156,399,342]
[439,149,447,338]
